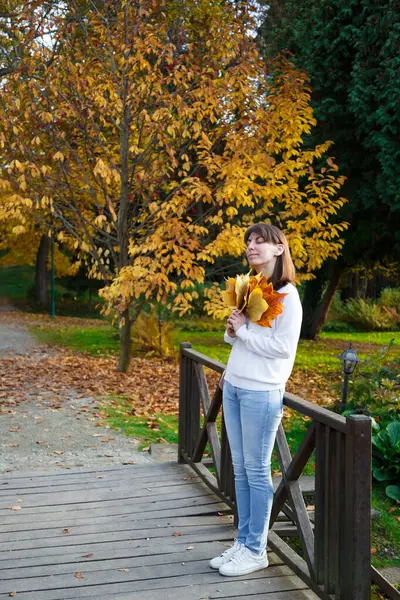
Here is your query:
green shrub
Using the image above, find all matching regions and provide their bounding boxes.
[321,319,357,333]
[372,419,400,502]
[53,284,76,302]
[338,297,396,331]
[380,287,400,313]
[379,288,400,329]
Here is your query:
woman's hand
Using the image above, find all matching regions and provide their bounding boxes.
[226,322,236,337]
[226,324,236,337]
[228,309,246,333]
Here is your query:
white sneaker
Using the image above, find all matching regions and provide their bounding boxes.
[209,540,243,570]
[218,546,268,576]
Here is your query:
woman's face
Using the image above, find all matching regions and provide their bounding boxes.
[246,232,284,270]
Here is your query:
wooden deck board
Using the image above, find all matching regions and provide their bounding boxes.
[0,474,198,496]
[0,461,318,600]
[0,495,221,527]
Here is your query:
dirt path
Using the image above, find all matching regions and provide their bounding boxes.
[0,317,154,473]
[0,322,42,356]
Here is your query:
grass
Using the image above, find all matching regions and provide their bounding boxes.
[31,323,118,356]
[101,402,179,450]
[0,265,35,301]
[320,331,400,346]
[371,487,400,570]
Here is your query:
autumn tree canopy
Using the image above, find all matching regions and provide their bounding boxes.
[0,0,347,370]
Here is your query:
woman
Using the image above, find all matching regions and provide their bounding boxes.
[210,223,303,577]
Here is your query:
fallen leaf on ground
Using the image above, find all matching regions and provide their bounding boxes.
[17,499,23,503]
[63,528,70,534]
[75,572,85,579]
[172,532,183,536]
[96,475,104,479]
[186,546,194,550]
[8,506,21,511]
[9,592,16,597]
[81,552,94,558]
[119,568,129,572]
[54,450,64,455]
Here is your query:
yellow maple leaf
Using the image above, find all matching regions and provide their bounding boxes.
[246,288,269,322]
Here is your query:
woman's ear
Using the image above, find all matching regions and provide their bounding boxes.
[274,244,284,257]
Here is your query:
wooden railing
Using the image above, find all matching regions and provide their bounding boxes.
[178,343,400,600]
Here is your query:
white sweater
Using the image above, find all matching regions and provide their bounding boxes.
[224,283,303,391]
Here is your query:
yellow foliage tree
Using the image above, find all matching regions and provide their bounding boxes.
[0,0,347,371]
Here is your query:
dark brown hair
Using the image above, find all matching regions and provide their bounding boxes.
[244,223,296,290]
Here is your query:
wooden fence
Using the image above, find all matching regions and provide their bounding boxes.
[178,342,400,600]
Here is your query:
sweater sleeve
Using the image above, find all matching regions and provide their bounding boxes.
[224,329,237,345]
[235,289,302,359]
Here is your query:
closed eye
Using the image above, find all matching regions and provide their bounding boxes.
[247,237,264,246]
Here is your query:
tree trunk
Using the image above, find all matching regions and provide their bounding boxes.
[118,308,132,372]
[35,234,50,309]
[301,260,346,339]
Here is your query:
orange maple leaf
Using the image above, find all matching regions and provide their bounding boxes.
[246,275,287,328]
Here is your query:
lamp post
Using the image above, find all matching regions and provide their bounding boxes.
[49,215,55,319]
[338,343,360,413]
[50,232,55,318]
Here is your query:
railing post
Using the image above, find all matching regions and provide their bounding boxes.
[343,414,372,599]
[178,342,192,463]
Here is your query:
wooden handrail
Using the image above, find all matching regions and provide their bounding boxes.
[178,343,398,600]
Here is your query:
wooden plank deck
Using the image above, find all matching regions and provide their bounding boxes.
[0,462,318,600]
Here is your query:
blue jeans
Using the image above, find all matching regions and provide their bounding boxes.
[223,380,284,555]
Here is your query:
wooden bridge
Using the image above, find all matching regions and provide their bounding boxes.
[0,343,398,600]
[0,462,318,600]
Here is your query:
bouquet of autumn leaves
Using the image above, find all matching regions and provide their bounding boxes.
[220,272,287,327]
